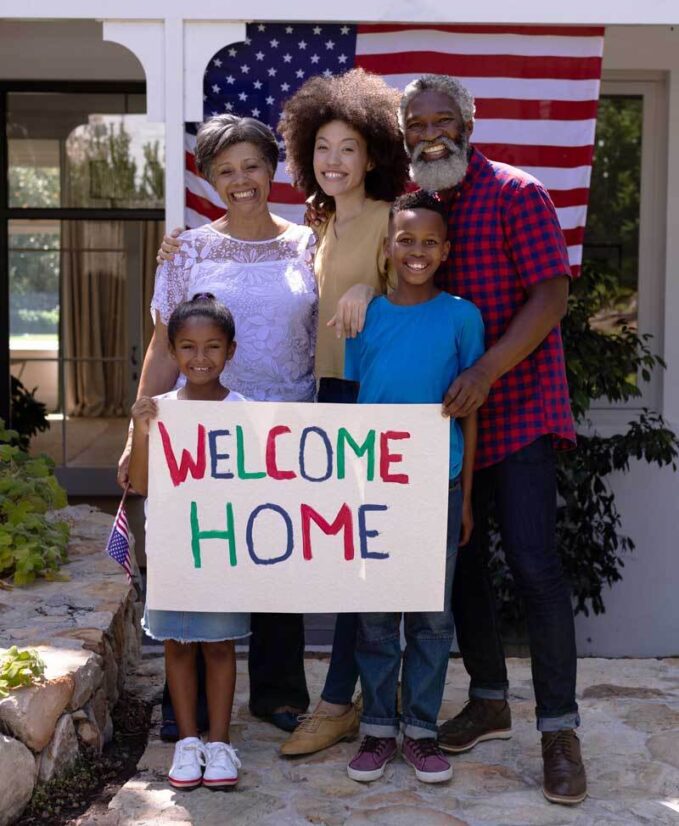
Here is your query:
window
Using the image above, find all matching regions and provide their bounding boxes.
[583,76,666,413]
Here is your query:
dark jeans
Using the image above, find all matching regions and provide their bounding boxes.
[357,483,461,738]
[317,378,361,705]
[248,613,310,717]
[452,435,579,731]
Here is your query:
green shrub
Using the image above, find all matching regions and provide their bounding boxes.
[0,421,70,586]
[0,646,46,697]
[491,263,679,626]
[10,375,50,450]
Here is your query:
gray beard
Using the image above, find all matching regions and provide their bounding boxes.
[409,136,469,192]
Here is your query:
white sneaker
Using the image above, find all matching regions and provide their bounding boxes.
[168,736,206,790]
[202,741,241,789]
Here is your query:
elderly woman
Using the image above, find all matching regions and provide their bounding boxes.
[120,114,317,732]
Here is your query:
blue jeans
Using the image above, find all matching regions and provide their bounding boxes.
[452,435,579,731]
[317,378,361,706]
[356,483,462,739]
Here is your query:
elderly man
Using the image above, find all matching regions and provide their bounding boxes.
[399,74,585,805]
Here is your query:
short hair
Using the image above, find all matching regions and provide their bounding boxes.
[278,68,410,212]
[194,115,279,183]
[398,75,476,131]
[167,293,236,346]
[388,190,449,231]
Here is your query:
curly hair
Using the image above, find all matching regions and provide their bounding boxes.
[278,69,409,212]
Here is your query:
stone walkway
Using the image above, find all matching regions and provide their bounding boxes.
[100,656,679,826]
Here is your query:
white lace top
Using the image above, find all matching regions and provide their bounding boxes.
[151,223,318,402]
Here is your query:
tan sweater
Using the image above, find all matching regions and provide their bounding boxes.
[314,199,394,379]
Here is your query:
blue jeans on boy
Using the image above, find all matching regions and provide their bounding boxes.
[356,482,462,739]
[452,435,579,731]
[317,378,361,706]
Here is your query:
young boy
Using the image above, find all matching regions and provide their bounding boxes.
[344,190,484,784]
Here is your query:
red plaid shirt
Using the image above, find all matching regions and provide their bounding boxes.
[437,148,576,470]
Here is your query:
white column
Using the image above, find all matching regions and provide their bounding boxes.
[163,17,185,230]
[663,68,679,430]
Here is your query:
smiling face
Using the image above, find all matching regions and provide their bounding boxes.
[169,316,236,387]
[210,141,273,213]
[403,90,472,191]
[386,208,451,289]
[313,120,374,201]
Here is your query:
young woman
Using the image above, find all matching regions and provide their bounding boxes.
[276,69,410,755]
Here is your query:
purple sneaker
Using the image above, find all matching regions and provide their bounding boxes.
[347,736,397,782]
[402,736,453,783]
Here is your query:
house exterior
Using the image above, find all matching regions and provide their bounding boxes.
[1,3,678,656]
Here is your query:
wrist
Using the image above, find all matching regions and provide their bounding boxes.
[474,352,501,386]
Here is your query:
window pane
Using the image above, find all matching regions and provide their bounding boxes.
[7,92,165,209]
[583,95,642,332]
[9,219,60,347]
[8,139,60,207]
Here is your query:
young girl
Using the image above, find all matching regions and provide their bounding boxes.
[128,293,248,791]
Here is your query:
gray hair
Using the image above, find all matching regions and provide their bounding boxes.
[194,115,280,183]
[398,75,476,130]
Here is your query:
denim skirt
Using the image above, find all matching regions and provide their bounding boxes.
[142,605,251,643]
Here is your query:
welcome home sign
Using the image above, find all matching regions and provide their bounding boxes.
[146,401,450,613]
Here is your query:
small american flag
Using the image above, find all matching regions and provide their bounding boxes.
[186,22,604,278]
[105,488,133,582]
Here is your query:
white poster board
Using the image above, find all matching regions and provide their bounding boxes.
[146,401,450,613]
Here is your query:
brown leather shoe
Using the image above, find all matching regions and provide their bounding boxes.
[542,730,587,805]
[280,704,359,756]
[438,698,512,753]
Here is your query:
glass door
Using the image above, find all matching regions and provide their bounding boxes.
[4,86,165,493]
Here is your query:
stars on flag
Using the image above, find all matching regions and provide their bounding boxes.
[201,23,358,155]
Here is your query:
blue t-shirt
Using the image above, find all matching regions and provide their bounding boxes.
[344,293,485,479]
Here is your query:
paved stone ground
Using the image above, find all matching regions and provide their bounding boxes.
[99,656,679,825]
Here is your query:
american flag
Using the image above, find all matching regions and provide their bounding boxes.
[185,23,605,277]
[105,489,133,582]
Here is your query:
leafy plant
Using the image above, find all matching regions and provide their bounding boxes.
[0,646,46,697]
[491,262,679,626]
[10,376,50,450]
[0,421,70,586]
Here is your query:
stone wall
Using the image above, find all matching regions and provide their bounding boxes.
[0,505,142,825]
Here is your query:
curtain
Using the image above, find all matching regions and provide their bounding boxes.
[62,221,127,417]
[141,221,165,349]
